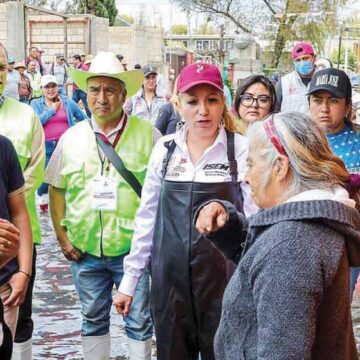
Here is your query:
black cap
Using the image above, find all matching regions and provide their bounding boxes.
[308,68,352,99]
[142,65,157,77]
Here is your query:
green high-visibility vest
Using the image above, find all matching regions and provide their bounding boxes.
[0,97,44,244]
[60,116,153,257]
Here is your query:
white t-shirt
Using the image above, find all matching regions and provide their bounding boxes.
[4,70,20,100]
[119,125,258,296]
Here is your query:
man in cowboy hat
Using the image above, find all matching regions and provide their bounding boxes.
[45,51,158,360]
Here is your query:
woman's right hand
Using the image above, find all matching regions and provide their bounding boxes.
[196,202,229,234]
[113,292,133,317]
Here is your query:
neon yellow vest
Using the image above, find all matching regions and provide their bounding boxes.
[0,97,44,244]
[60,116,153,257]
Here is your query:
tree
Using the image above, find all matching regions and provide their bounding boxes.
[331,48,357,71]
[175,0,345,69]
[76,0,118,26]
[171,24,188,34]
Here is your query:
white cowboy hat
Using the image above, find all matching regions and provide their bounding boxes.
[68,51,144,97]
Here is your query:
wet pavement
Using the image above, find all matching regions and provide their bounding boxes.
[33,212,156,360]
[33,211,360,359]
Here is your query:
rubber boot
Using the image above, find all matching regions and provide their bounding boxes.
[82,333,110,360]
[12,338,32,360]
[128,338,152,360]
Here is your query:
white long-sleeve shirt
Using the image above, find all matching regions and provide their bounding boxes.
[119,125,258,296]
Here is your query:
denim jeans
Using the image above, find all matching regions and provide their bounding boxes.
[70,253,153,339]
[37,140,58,197]
[72,89,91,118]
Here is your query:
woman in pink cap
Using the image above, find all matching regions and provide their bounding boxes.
[114,62,257,360]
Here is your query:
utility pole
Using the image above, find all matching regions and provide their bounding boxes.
[219,24,225,70]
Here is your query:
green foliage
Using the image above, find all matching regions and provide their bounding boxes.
[330,47,357,70]
[171,24,188,34]
[194,22,216,34]
[76,0,118,26]
[175,0,346,69]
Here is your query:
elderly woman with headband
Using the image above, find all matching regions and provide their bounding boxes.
[114,63,257,359]
[196,111,360,360]
[233,75,277,135]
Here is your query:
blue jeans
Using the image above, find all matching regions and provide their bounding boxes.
[351,267,360,300]
[70,253,153,339]
[72,89,91,118]
[37,140,58,197]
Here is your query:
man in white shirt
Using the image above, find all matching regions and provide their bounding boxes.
[3,56,20,100]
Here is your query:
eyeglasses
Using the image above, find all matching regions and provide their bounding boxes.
[240,94,271,108]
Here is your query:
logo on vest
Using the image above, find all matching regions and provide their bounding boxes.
[315,74,339,88]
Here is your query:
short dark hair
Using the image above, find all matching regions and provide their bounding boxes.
[116,54,124,62]
[73,54,81,61]
[233,75,277,117]
[134,64,141,70]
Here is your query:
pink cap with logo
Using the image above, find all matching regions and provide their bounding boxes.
[177,63,223,93]
[291,42,315,60]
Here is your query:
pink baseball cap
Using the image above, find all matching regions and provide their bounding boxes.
[177,63,223,93]
[291,42,315,60]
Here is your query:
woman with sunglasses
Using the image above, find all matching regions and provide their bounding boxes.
[233,75,276,134]
[114,63,257,360]
[196,112,360,359]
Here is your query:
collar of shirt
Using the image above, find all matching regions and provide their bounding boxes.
[139,86,163,99]
[91,113,126,144]
[174,123,227,155]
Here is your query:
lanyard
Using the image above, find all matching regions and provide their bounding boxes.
[97,114,128,149]
[94,115,128,174]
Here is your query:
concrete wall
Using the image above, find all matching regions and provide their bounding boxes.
[109,25,164,70]
[0,2,109,64]
[27,13,108,63]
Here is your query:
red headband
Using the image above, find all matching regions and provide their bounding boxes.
[263,115,287,156]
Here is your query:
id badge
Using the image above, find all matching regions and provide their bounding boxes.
[91,176,118,211]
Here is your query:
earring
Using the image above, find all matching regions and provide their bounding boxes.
[219,118,225,128]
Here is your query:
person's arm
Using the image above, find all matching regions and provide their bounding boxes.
[4,191,32,307]
[31,99,60,125]
[23,113,45,197]
[155,103,172,135]
[49,186,82,261]
[251,229,322,359]
[0,219,20,268]
[195,200,248,263]
[123,97,133,115]
[69,99,87,121]
[114,138,165,316]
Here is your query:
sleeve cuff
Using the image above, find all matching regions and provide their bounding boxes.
[118,273,140,297]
